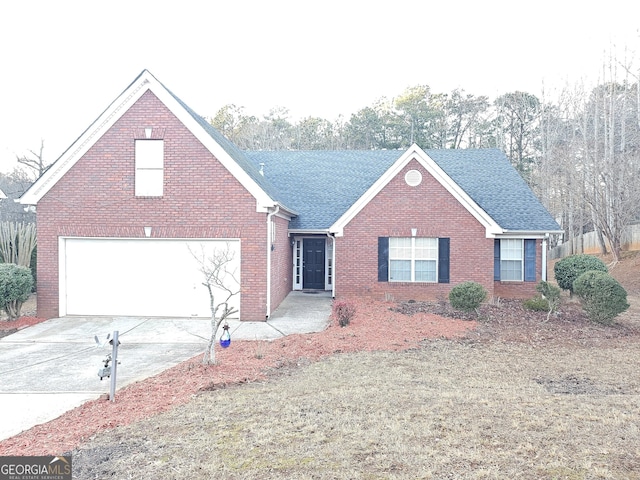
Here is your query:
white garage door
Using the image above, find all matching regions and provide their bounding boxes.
[61,238,240,317]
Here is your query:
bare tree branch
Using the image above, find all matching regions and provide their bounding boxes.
[16,139,48,180]
[189,243,240,365]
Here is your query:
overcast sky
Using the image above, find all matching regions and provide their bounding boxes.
[1,0,638,173]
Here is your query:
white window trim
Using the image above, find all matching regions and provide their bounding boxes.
[135,139,164,197]
[389,237,438,283]
[500,238,524,282]
[326,237,333,288]
[293,238,302,290]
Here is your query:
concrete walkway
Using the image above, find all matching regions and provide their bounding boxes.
[0,291,332,441]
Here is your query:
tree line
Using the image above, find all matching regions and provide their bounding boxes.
[537,56,640,263]
[7,52,639,263]
[211,54,640,263]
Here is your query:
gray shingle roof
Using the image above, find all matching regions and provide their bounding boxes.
[245,150,402,230]
[427,149,560,232]
[149,71,559,234]
[246,149,561,233]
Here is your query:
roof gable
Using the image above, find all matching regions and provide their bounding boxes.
[330,145,501,236]
[248,146,561,236]
[20,70,291,214]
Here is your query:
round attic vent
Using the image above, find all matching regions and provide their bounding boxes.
[405,169,422,187]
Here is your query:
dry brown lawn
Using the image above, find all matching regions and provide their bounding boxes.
[71,303,640,479]
[75,341,640,479]
[6,252,639,479]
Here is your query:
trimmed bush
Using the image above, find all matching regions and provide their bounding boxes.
[554,254,607,294]
[573,270,629,323]
[333,300,356,327]
[523,296,548,311]
[449,281,487,312]
[0,263,34,320]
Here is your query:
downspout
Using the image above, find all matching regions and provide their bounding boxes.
[266,205,280,319]
[542,234,548,282]
[327,232,336,298]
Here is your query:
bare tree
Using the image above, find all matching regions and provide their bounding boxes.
[580,52,640,262]
[16,139,48,180]
[535,83,591,252]
[190,243,240,365]
[537,42,640,262]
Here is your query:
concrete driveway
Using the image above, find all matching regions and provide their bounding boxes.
[0,291,331,441]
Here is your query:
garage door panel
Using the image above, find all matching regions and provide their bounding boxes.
[63,239,240,317]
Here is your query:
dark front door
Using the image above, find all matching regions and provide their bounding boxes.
[303,238,326,289]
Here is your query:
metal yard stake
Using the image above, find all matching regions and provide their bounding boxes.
[96,331,121,401]
[109,331,120,402]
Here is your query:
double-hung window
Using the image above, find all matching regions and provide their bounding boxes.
[389,237,438,282]
[135,140,164,196]
[500,239,523,281]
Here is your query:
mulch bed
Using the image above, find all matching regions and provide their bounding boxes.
[0,298,475,456]
[1,294,637,457]
[0,316,46,339]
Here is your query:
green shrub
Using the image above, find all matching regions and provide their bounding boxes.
[573,270,629,323]
[0,263,34,320]
[554,255,607,294]
[30,245,37,292]
[523,296,549,311]
[449,281,487,312]
[537,280,562,319]
[333,300,356,327]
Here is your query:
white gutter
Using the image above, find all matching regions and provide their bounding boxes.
[290,229,331,235]
[266,205,280,319]
[327,232,336,298]
[542,234,548,282]
[493,230,564,239]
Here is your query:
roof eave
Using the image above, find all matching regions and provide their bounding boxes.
[20,71,154,205]
[288,228,331,235]
[493,229,565,238]
[264,202,298,219]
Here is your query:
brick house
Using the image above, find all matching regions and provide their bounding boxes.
[20,70,562,321]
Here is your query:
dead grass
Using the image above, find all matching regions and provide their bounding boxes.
[7,252,640,479]
[71,315,640,479]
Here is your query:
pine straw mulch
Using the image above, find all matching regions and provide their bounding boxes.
[0,315,44,338]
[394,295,640,346]
[0,294,40,338]
[2,292,638,458]
[0,297,476,456]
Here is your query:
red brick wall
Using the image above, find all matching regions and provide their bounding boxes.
[336,159,496,302]
[36,90,274,321]
[335,159,546,303]
[269,213,293,317]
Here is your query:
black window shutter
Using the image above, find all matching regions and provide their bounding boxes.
[524,239,536,281]
[378,237,389,282]
[438,237,450,284]
[494,239,501,281]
